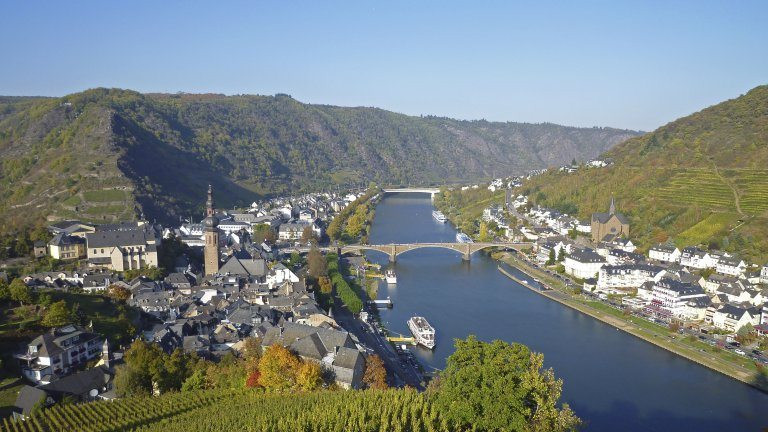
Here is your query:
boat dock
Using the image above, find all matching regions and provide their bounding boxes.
[497,265,549,291]
[368,297,394,308]
[386,332,416,345]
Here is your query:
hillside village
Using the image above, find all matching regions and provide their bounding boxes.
[1,186,391,419]
[450,168,768,361]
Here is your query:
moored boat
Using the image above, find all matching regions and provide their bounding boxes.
[432,210,447,223]
[385,270,397,284]
[456,232,473,243]
[407,316,435,349]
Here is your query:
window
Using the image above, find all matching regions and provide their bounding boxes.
[101,248,104,253]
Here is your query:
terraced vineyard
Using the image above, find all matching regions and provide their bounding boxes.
[0,389,446,432]
[729,169,768,214]
[655,169,735,210]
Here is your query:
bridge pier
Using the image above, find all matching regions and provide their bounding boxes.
[462,243,471,261]
[389,245,397,263]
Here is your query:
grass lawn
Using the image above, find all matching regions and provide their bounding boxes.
[82,189,125,202]
[0,376,24,419]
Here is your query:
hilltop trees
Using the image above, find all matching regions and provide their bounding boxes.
[432,336,580,432]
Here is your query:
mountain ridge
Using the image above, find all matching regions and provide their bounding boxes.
[522,84,768,263]
[0,88,639,230]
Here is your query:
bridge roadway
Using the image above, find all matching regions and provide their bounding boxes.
[381,188,440,199]
[283,241,532,262]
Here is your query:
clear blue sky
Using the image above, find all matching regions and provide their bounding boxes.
[1,1,766,131]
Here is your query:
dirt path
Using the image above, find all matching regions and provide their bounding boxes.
[711,162,744,216]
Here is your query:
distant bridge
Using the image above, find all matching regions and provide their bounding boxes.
[285,241,532,262]
[382,188,440,198]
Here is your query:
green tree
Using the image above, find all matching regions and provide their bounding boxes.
[547,249,556,265]
[41,300,73,327]
[432,336,580,432]
[557,248,566,262]
[0,279,10,301]
[9,278,33,306]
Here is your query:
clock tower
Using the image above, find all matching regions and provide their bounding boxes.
[203,184,220,276]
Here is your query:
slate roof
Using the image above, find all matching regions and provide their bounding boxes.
[591,211,629,225]
[41,366,111,398]
[219,256,267,277]
[14,385,47,416]
[568,248,605,264]
[85,229,151,248]
[49,233,85,247]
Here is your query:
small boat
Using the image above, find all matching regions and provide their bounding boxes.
[407,316,436,349]
[432,210,447,223]
[385,270,397,284]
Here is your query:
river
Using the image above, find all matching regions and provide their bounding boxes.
[365,193,768,432]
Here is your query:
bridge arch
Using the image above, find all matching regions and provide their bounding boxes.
[339,242,527,262]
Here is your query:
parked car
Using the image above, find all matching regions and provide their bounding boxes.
[735,349,746,356]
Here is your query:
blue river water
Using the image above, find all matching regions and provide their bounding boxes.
[365,193,768,432]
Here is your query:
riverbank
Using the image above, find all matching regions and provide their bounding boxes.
[497,252,768,393]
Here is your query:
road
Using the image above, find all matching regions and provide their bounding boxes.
[332,296,425,390]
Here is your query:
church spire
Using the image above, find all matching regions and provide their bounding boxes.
[609,195,616,215]
[206,184,215,217]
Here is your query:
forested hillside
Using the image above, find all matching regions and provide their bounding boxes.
[522,85,768,263]
[0,89,638,230]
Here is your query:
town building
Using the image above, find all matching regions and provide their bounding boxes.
[48,234,86,260]
[649,244,681,263]
[15,325,104,384]
[564,248,606,279]
[648,279,708,320]
[85,225,159,271]
[590,197,630,243]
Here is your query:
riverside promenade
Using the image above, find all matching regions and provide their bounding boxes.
[497,253,768,393]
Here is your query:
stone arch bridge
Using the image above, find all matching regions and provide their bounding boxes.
[288,242,532,262]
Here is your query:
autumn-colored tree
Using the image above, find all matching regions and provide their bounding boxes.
[243,336,262,374]
[318,276,332,295]
[108,284,132,302]
[307,246,327,279]
[296,361,323,391]
[258,344,301,390]
[362,354,388,389]
[301,226,317,245]
[245,370,262,388]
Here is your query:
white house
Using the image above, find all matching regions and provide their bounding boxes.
[716,256,747,277]
[14,325,104,384]
[597,264,665,293]
[679,247,712,269]
[564,248,606,279]
[711,304,760,333]
[761,265,768,284]
[649,244,681,264]
[650,279,708,320]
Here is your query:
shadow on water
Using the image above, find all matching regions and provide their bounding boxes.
[574,400,768,432]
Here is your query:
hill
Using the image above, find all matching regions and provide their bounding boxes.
[0,89,638,230]
[521,85,768,263]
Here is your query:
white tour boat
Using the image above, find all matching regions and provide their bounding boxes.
[407,316,436,349]
[432,210,447,223]
[385,270,397,284]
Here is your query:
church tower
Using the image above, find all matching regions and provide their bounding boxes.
[204,184,220,276]
[609,195,616,215]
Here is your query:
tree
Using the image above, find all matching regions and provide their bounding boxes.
[181,368,207,392]
[301,226,317,245]
[108,284,132,302]
[0,279,10,301]
[736,323,757,345]
[362,354,387,389]
[547,249,556,266]
[41,300,73,327]
[432,336,580,432]
[296,361,323,391]
[9,278,33,306]
[478,222,492,242]
[258,344,300,390]
[307,246,327,279]
[318,276,332,295]
[556,248,566,262]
